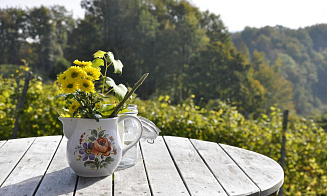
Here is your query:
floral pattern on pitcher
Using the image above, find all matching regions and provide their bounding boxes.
[74,126,117,171]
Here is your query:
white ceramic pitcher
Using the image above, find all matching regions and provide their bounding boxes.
[59,116,142,177]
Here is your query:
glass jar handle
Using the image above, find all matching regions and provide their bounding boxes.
[118,115,143,156]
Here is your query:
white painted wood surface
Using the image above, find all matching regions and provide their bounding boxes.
[140,136,189,196]
[220,144,284,196]
[35,137,77,196]
[75,176,112,195]
[114,143,151,196]
[0,137,35,186]
[191,139,260,196]
[0,136,284,196]
[0,140,6,148]
[0,136,62,196]
[164,136,227,196]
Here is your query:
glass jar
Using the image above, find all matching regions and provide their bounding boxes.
[117,104,160,169]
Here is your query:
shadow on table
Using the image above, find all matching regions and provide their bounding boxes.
[0,167,109,196]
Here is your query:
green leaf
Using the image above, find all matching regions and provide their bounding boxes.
[100,104,117,118]
[107,52,123,74]
[55,93,67,99]
[112,60,123,74]
[103,104,116,111]
[98,130,105,138]
[107,51,115,63]
[103,162,108,168]
[89,136,96,142]
[105,77,127,100]
[92,58,104,68]
[105,156,114,164]
[64,94,74,100]
[91,129,97,137]
[93,50,106,58]
[118,108,131,114]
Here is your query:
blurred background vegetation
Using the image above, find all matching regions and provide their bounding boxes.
[0,0,327,195]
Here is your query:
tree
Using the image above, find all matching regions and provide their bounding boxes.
[0,8,28,65]
[27,6,74,78]
[251,51,294,112]
[189,42,266,116]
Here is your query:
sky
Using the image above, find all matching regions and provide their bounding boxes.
[1,0,327,32]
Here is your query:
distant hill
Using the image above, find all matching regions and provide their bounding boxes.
[231,24,327,116]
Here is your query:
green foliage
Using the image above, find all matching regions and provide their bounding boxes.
[0,5,74,78]
[232,25,327,116]
[251,51,294,113]
[0,75,64,139]
[2,3,327,118]
[0,8,27,65]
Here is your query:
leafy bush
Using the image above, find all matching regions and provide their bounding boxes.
[0,66,64,139]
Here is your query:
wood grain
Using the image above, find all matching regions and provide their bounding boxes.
[35,137,77,196]
[0,136,62,196]
[164,136,227,196]
[0,136,284,196]
[191,139,260,196]
[140,136,189,196]
[114,143,151,196]
[0,137,35,186]
[220,144,284,196]
[75,176,112,196]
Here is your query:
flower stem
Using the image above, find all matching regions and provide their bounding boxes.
[109,73,149,118]
[101,58,107,94]
[104,88,113,96]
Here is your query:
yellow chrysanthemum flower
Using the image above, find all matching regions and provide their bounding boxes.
[73,60,92,68]
[73,60,81,65]
[83,66,101,81]
[69,101,80,113]
[79,78,94,93]
[57,72,67,84]
[61,81,79,94]
[65,66,86,82]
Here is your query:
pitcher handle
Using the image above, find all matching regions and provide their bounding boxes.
[118,115,143,156]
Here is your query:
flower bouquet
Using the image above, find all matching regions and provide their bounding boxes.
[56,50,148,120]
[56,51,147,177]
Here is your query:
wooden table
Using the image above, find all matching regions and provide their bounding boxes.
[0,135,283,196]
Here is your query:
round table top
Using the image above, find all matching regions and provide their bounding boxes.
[0,135,284,196]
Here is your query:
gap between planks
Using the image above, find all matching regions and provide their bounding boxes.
[188,139,230,196]
[0,136,63,196]
[163,136,227,195]
[218,143,262,195]
[33,135,68,195]
[140,136,189,196]
[139,141,154,196]
[0,140,7,148]
[0,137,36,187]
[162,137,191,196]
